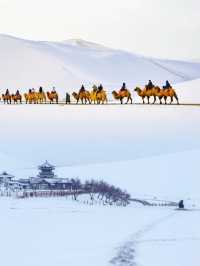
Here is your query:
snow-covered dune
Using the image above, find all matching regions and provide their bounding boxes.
[175,78,200,103]
[1,34,200,93]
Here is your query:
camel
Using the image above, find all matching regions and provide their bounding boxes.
[72,91,91,104]
[90,85,98,104]
[11,94,22,104]
[96,90,108,104]
[161,87,179,104]
[47,91,59,104]
[112,89,132,104]
[134,86,179,104]
[134,87,156,104]
[2,94,12,104]
[24,91,38,104]
[37,91,46,104]
[90,85,108,104]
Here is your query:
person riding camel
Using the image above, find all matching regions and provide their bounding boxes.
[163,80,172,90]
[39,86,43,93]
[120,83,127,92]
[16,90,20,96]
[79,85,86,94]
[146,80,154,90]
[51,87,56,94]
[5,89,9,95]
[98,84,103,93]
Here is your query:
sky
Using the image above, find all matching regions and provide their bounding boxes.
[0,0,199,59]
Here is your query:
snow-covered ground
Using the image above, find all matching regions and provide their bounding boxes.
[0,78,200,265]
[1,197,199,266]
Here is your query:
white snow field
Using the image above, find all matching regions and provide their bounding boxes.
[1,34,200,93]
[1,198,200,266]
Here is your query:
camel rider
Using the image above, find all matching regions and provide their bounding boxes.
[31,88,35,93]
[5,89,9,95]
[98,84,103,92]
[120,82,127,92]
[163,80,172,90]
[16,90,20,96]
[39,86,43,93]
[146,80,154,90]
[51,87,56,94]
[79,85,85,93]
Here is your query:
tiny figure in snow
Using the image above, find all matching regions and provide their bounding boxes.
[178,200,184,209]
[66,92,71,104]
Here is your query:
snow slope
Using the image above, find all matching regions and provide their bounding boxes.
[1,34,200,93]
[175,78,200,103]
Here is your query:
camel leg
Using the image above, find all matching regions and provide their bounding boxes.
[120,98,123,104]
[159,97,162,104]
[164,96,167,104]
[153,96,156,104]
[147,96,150,104]
[174,94,179,104]
[170,97,173,104]
[142,97,145,104]
[130,97,133,104]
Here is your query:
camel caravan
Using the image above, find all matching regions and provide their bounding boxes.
[0,80,179,105]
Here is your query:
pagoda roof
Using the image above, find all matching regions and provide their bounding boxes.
[38,161,55,169]
[0,171,15,178]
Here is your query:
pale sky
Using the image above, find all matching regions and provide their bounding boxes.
[0,0,199,59]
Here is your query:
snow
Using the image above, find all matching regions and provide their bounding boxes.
[0,198,199,266]
[137,210,200,266]
[175,78,200,103]
[1,34,200,93]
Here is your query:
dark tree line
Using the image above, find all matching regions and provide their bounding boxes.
[70,178,131,206]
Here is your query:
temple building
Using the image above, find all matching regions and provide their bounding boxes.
[0,161,73,191]
[0,171,15,184]
[27,161,73,190]
[0,171,21,190]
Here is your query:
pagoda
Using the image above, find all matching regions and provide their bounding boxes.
[0,171,15,183]
[37,160,56,179]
